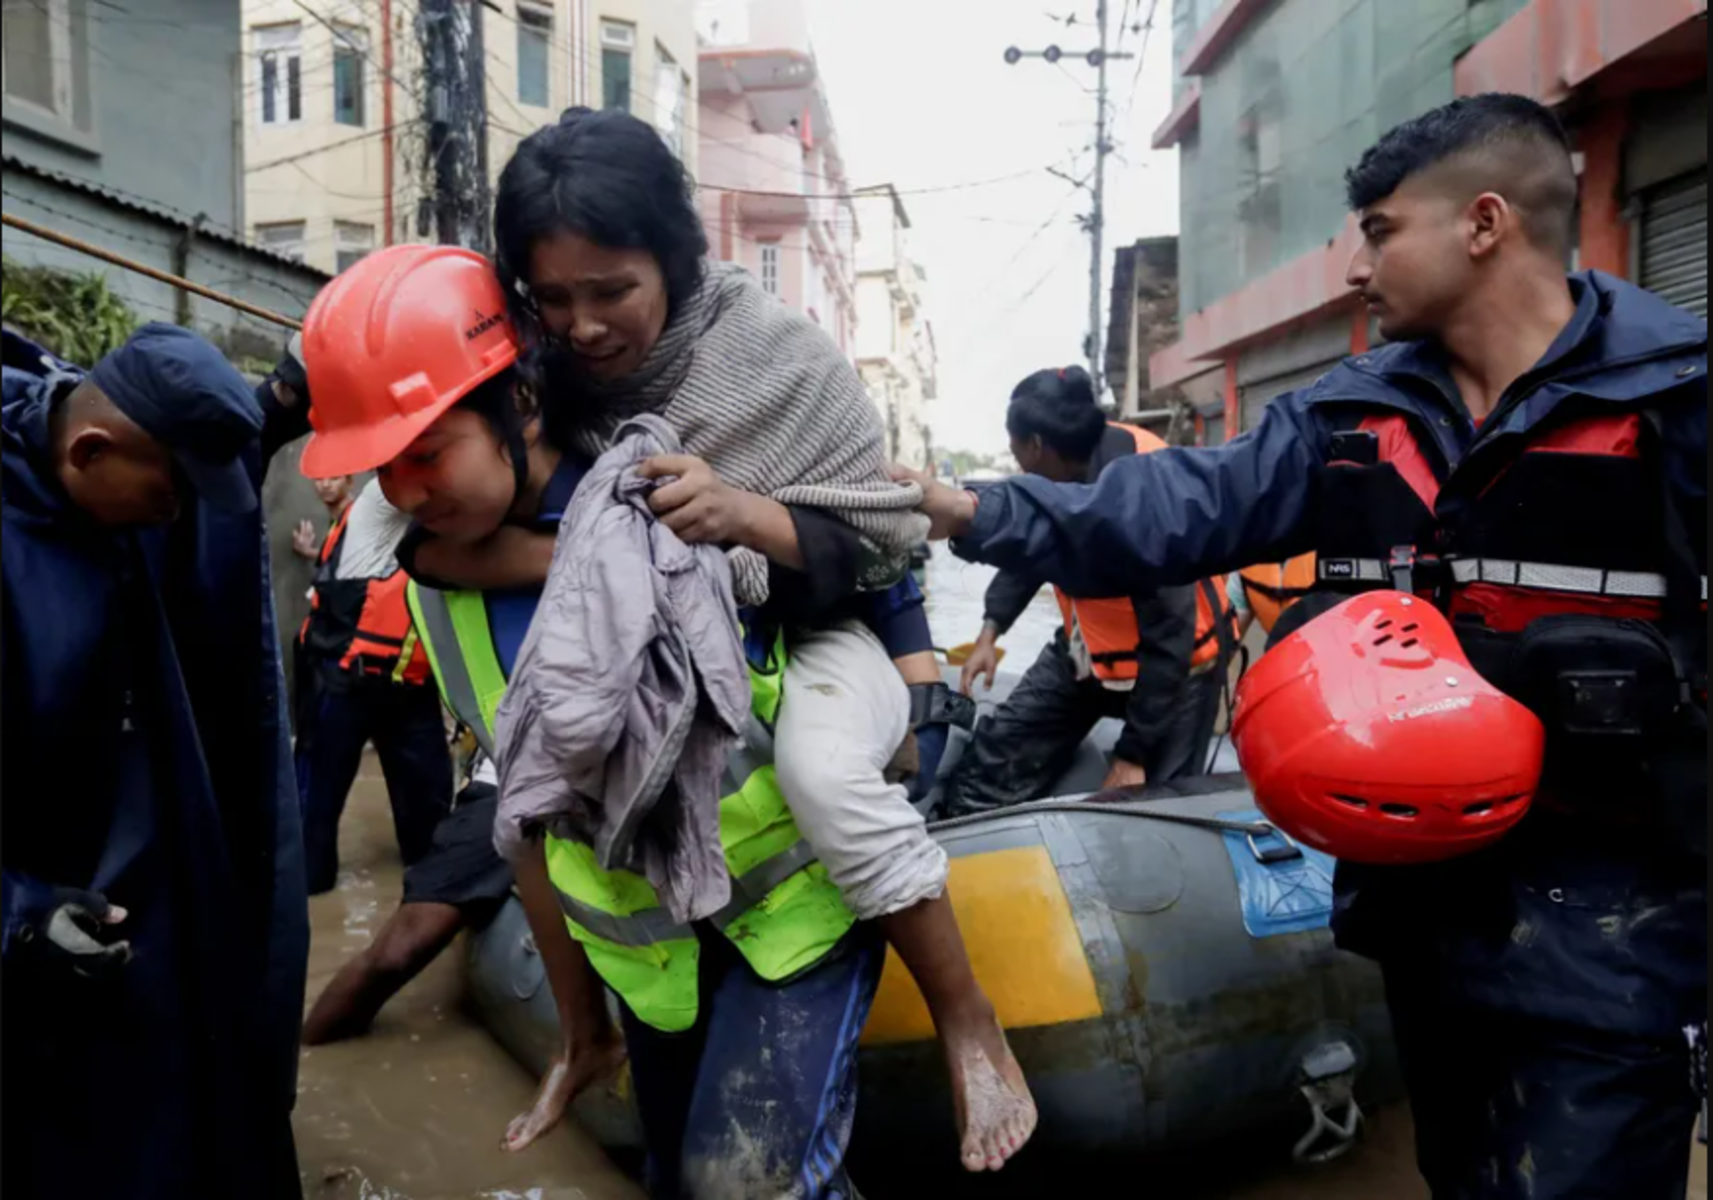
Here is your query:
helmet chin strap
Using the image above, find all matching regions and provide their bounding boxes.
[502,411,531,514]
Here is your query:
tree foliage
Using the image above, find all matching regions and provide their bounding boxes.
[2,256,138,367]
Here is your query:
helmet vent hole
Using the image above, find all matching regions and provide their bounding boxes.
[1375,619,1394,630]
[1463,800,1495,816]
[1331,794,1370,810]
[1373,634,1394,647]
[1400,638,1420,649]
[1401,622,1420,633]
[1380,803,1420,818]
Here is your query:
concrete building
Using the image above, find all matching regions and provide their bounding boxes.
[1149,0,1708,447]
[696,0,859,361]
[1105,236,1203,443]
[1,0,330,361]
[853,185,937,468]
[240,0,698,276]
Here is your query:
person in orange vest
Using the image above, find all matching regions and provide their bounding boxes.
[293,473,453,895]
[943,366,1236,817]
[1228,552,1320,646]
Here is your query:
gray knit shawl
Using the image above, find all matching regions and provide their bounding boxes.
[564,262,927,605]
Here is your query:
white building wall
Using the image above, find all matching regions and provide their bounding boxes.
[241,0,697,276]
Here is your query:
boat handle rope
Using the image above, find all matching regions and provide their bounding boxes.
[927,794,1297,863]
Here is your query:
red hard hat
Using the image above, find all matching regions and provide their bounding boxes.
[299,244,520,479]
[1231,591,1543,865]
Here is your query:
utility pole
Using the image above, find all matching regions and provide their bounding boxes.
[1005,3,1130,399]
[1089,1,1110,402]
[418,0,490,253]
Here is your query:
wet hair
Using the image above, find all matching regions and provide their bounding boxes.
[494,107,709,331]
[1006,366,1106,463]
[1345,94,1578,256]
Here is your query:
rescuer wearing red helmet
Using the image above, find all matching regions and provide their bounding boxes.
[907,95,1708,1199]
[292,240,1033,1190]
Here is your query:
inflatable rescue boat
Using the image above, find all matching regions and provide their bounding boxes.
[465,668,1404,1194]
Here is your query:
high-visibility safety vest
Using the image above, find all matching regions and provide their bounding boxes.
[405,583,856,1033]
[1056,422,1238,682]
[299,504,430,685]
[1237,553,1319,636]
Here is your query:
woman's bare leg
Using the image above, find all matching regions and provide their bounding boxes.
[777,631,1037,1173]
[503,840,627,1152]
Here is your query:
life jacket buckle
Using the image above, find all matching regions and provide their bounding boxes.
[1387,545,1418,594]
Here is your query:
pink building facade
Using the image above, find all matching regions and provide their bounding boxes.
[696,11,859,361]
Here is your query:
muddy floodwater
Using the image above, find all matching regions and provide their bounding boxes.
[293,543,1707,1197]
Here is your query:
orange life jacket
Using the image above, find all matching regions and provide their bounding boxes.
[298,504,430,685]
[1055,423,1238,682]
[1238,553,1319,635]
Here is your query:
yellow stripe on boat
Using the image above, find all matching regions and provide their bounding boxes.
[860,846,1102,1046]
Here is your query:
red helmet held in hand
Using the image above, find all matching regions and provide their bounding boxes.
[1231,591,1543,865]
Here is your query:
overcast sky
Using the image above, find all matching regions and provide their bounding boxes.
[804,0,1181,457]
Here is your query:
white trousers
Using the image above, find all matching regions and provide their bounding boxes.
[774,621,949,921]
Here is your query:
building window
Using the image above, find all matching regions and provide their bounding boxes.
[516,3,552,108]
[256,24,303,126]
[601,22,634,114]
[3,0,95,143]
[759,243,781,296]
[654,46,687,159]
[332,26,367,127]
[335,221,375,273]
[254,221,307,263]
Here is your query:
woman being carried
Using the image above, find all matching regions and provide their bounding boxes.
[409,108,1035,1184]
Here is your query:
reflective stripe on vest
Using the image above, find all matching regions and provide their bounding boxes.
[1449,559,1708,602]
[708,839,820,932]
[552,883,695,948]
[1056,422,1234,679]
[406,584,507,759]
[407,585,853,1033]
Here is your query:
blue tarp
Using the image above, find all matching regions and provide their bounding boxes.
[1218,809,1336,939]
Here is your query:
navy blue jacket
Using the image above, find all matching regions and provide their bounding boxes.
[1,331,308,1198]
[952,273,1708,1038]
[955,274,1705,600]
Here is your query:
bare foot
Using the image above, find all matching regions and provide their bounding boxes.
[940,1002,1037,1172]
[502,1035,627,1153]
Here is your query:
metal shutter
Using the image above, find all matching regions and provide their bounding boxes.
[1200,413,1226,446]
[1239,359,1341,434]
[1640,171,1708,319]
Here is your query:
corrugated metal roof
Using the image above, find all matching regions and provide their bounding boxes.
[1,154,331,280]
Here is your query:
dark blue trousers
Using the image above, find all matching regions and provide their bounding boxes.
[294,675,452,895]
[620,926,884,1200]
[1384,958,1700,1199]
